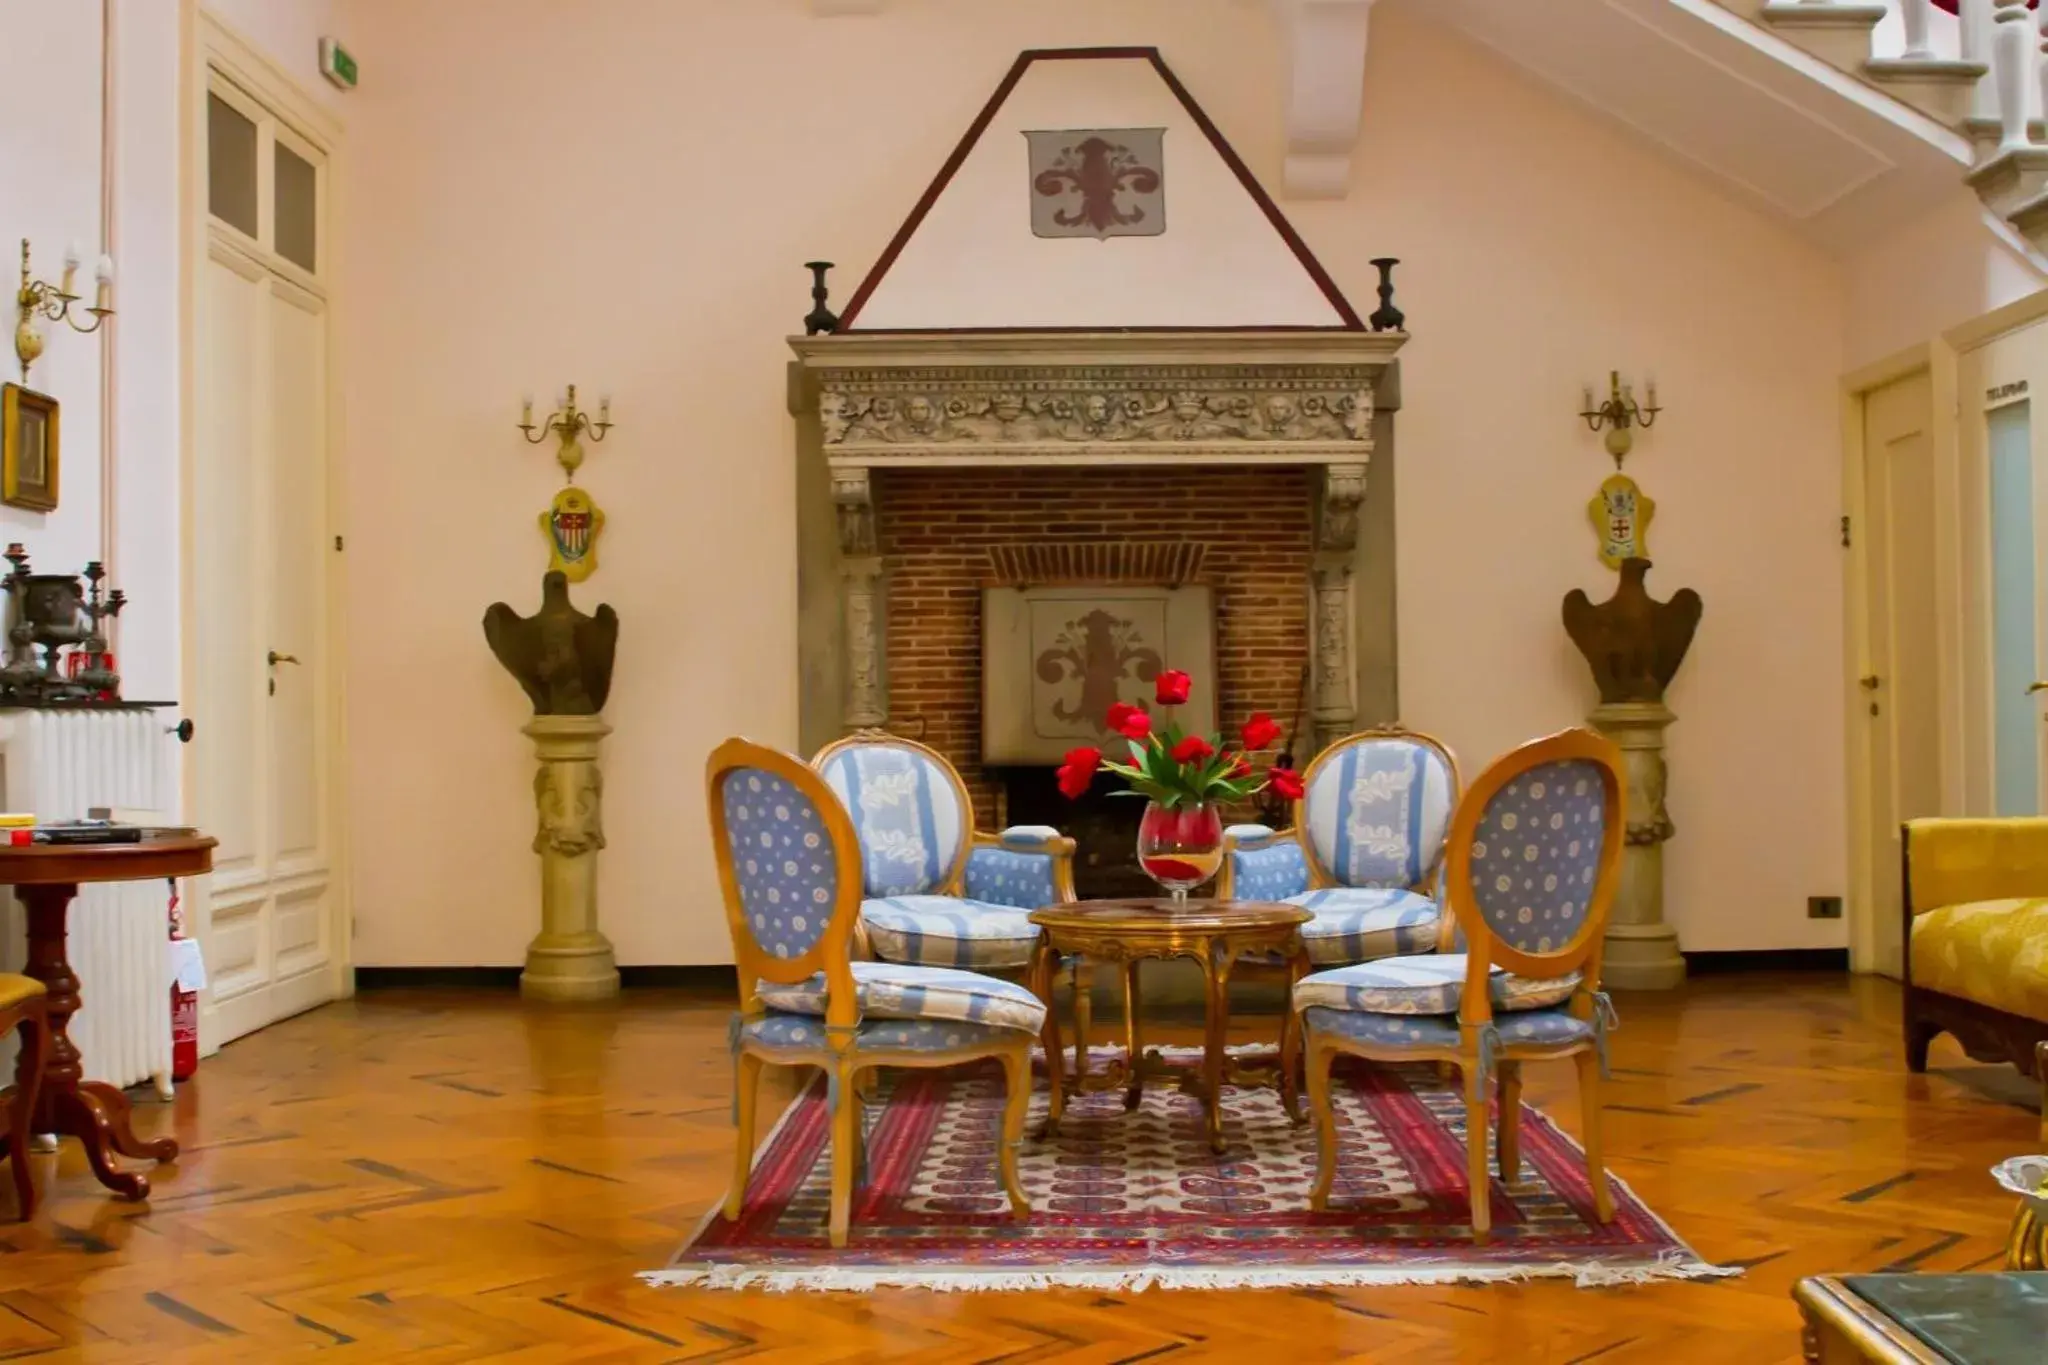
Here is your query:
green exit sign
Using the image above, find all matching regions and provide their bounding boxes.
[319,37,357,91]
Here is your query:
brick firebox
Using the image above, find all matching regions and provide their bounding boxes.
[878,464,1314,830]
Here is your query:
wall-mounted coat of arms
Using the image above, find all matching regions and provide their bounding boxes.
[1024,128,1166,240]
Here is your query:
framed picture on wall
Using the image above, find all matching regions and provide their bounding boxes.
[1,384,58,512]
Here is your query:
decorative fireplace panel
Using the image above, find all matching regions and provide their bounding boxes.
[983,585,1215,765]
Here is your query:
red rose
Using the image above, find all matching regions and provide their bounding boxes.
[1267,765,1305,802]
[1154,669,1192,706]
[1056,745,1102,799]
[1241,712,1282,751]
[1226,751,1252,777]
[1105,701,1151,740]
[1170,735,1215,764]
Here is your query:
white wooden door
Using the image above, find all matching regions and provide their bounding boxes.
[191,70,344,1046]
[1959,321,2048,821]
[1858,370,1942,979]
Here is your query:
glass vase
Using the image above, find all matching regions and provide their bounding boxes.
[1136,800,1224,907]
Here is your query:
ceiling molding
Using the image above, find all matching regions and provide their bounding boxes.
[1271,0,1379,199]
[812,0,884,14]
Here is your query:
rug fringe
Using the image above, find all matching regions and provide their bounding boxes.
[639,1250,1738,1294]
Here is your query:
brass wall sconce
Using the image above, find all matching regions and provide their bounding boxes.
[1579,370,1660,466]
[518,385,615,584]
[519,384,612,481]
[16,239,113,382]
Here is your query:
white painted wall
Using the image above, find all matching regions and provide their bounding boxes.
[331,0,1855,963]
[1843,193,2043,370]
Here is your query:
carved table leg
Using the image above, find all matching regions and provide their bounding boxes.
[1030,938,1064,1138]
[1122,960,1144,1112]
[1199,940,1236,1155]
[19,882,175,1199]
[1070,956,1092,1087]
[1279,943,1309,1125]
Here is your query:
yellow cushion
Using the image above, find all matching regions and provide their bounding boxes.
[1910,898,2048,1022]
[0,974,45,1012]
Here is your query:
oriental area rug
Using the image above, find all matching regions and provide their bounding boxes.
[644,1050,1733,1293]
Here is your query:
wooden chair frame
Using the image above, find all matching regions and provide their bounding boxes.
[708,738,1032,1249]
[1301,727,1625,1242]
[1,988,48,1220]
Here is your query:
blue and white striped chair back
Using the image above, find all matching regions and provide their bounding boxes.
[1302,733,1457,889]
[818,738,970,898]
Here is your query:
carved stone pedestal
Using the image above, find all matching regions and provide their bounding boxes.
[521,714,619,1002]
[1588,700,1686,992]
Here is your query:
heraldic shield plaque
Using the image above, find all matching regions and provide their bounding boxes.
[543,485,606,583]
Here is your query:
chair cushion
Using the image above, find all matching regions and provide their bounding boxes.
[1284,887,1443,965]
[755,961,1046,1034]
[1303,1004,1596,1052]
[738,1012,1025,1054]
[963,845,1060,910]
[862,896,1041,970]
[1910,898,2048,1021]
[0,974,45,1012]
[1293,954,1581,1016]
[1230,835,1311,901]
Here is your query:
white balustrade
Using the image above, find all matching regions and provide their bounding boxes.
[1963,0,2000,120]
[1901,0,1937,58]
[1994,0,2035,153]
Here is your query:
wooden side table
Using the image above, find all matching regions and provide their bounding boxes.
[1027,898,1311,1154]
[1795,1274,2048,1364]
[0,836,216,1199]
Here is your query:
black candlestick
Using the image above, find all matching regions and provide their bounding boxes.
[1368,257,1404,333]
[803,261,840,336]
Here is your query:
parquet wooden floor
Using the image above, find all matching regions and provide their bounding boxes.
[0,972,2033,1364]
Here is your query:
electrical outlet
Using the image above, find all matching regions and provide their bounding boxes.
[1808,895,1843,920]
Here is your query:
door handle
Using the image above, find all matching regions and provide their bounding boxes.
[1859,675,1881,690]
[2030,681,2048,695]
[267,652,299,667]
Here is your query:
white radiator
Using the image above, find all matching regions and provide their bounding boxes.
[0,709,180,1094]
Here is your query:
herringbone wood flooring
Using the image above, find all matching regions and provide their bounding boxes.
[0,973,2032,1363]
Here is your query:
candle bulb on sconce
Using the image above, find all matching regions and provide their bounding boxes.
[15,237,113,382]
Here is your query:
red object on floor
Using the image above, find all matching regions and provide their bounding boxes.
[169,881,198,1081]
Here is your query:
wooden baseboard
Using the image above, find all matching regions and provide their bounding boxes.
[353,966,739,992]
[1682,949,1850,975]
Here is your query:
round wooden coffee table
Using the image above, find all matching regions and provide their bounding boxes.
[1026,898,1312,1154]
[0,835,216,1199]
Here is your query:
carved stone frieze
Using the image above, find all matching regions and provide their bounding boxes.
[842,557,886,729]
[533,760,605,857]
[817,364,1380,462]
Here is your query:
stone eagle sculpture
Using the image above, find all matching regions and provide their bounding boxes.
[483,571,618,715]
[1561,558,1701,705]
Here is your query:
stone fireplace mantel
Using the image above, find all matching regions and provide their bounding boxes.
[789,329,1406,766]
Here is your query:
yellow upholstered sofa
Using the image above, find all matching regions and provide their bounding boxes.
[1902,819,2048,1135]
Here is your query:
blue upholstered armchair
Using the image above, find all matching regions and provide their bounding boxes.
[812,733,1076,970]
[1218,726,1460,966]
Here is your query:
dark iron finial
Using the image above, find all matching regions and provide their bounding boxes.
[1368,257,1404,333]
[803,261,840,336]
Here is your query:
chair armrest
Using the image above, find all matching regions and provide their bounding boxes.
[1218,826,1309,901]
[1906,818,2048,915]
[964,830,1076,908]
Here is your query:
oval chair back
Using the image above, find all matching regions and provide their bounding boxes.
[1441,728,1624,1016]
[705,737,866,1034]
[813,733,974,898]
[1296,726,1461,892]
